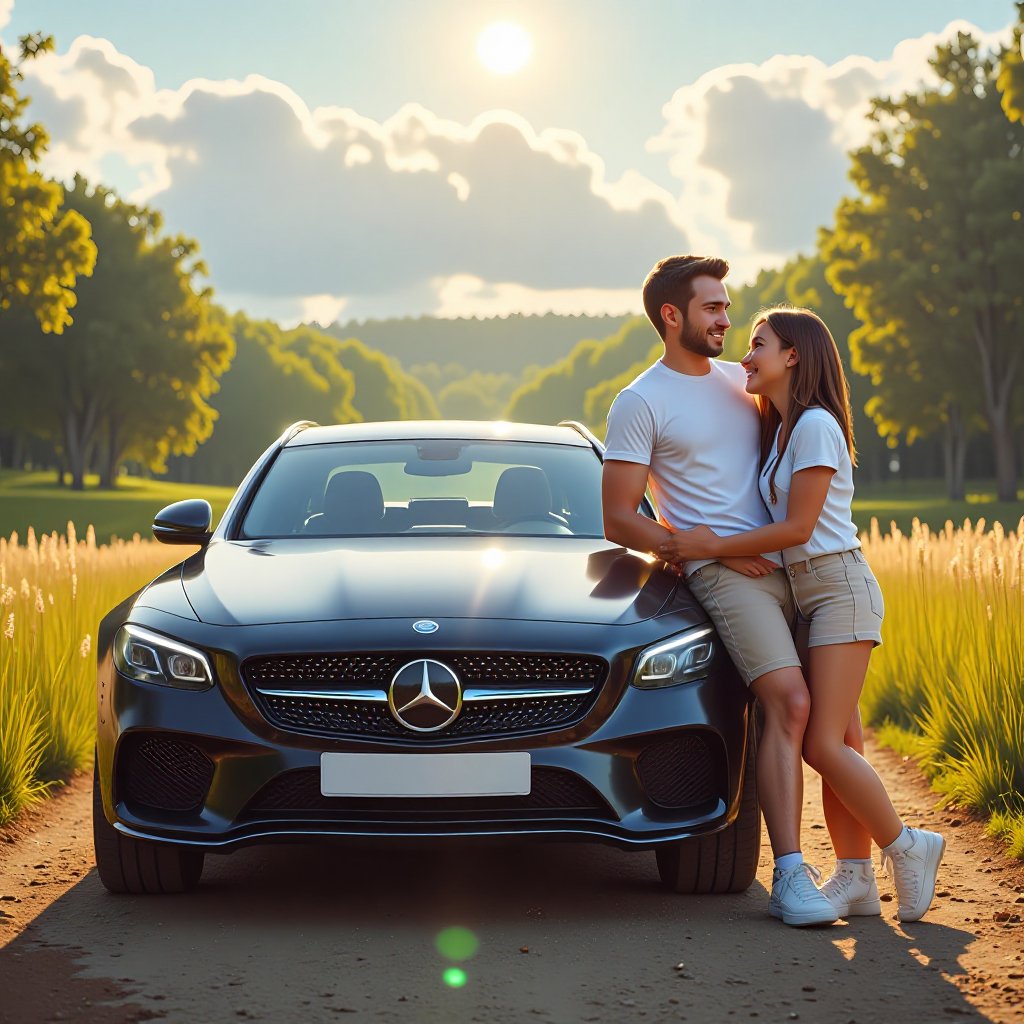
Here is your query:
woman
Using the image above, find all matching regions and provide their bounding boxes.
[658,306,944,923]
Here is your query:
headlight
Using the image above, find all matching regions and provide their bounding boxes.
[631,626,715,689]
[113,624,214,691]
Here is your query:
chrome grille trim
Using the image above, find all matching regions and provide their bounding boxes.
[253,686,595,703]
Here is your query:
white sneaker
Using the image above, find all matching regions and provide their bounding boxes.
[881,828,946,923]
[820,861,881,917]
[769,863,839,927]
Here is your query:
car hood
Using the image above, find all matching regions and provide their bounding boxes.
[177,537,681,627]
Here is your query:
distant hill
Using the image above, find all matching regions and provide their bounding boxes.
[317,313,633,374]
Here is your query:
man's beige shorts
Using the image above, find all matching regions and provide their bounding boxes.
[786,548,884,648]
[686,563,800,686]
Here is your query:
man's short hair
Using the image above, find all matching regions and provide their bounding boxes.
[642,255,729,339]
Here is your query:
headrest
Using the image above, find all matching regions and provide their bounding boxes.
[493,466,552,522]
[322,471,385,531]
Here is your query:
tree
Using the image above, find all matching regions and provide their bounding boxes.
[505,318,656,424]
[177,315,359,484]
[0,35,96,333]
[822,33,1024,501]
[0,178,233,489]
[997,2,1024,123]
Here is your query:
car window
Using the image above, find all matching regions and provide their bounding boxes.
[239,440,605,538]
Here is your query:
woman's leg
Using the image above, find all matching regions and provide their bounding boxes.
[802,640,902,847]
[821,707,872,859]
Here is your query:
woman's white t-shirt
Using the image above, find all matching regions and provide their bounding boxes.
[758,407,860,562]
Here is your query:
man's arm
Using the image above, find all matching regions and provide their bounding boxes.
[601,459,673,554]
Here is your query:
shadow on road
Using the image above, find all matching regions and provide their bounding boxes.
[0,838,990,1023]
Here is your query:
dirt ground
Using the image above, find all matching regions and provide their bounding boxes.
[1,739,1022,1024]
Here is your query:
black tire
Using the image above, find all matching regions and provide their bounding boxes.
[655,725,761,894]
[92,760,204,894]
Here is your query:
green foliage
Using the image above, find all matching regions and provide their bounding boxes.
[320,313,632,375]
[0,178,234,489]
[0,36,97,333]
[505,317,658,427]
[997,2,1024,123]
[822,32,1024,500]
[182,317,439,485]
[435,370,520,419]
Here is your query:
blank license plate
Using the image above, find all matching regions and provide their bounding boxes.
[320,752,531,798]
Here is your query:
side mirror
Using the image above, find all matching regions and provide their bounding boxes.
[153,499,213,546]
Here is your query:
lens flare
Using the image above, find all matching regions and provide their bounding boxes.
[435,926,480,961]
[443,967,468,988]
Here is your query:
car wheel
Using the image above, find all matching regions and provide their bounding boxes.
[92,758,204,894]
[655,725,760,894]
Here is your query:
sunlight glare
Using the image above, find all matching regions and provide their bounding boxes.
[476,22,532,75]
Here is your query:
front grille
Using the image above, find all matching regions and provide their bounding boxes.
[240,766,614,820]
[245,652,604,687]
[117,734,214,812]
[635,733,724,810]
[243,651,606,741]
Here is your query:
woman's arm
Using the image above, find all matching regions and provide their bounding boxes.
[658,466,835,561]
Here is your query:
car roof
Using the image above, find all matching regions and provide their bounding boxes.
[284,420,593,448]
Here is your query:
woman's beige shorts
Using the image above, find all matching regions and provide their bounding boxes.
[785,548,884,649]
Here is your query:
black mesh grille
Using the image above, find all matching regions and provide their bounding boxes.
[635,733,724,810]
[241,766,614,820]
[243,651,606,741]
[245,651,605,687]
[117,735,214,812]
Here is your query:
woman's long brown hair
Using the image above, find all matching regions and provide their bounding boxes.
[752,305,857,504]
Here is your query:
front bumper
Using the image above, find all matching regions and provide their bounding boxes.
[97,611,754,852]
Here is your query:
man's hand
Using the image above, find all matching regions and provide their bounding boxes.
[658,525,719,563]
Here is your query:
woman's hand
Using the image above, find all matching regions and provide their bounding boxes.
[718,555,777,578]
[658,525,720,563]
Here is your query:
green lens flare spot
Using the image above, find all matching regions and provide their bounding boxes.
[435,926,480,961]
[443,967,468,989]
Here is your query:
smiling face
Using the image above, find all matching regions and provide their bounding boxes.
[741,317,796,396]
[669,275,731,358]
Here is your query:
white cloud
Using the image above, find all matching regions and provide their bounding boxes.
[0,0,12,33]
[20,42,690,319]
[649,19,1012,281]
[13,16,1015,321]
[432,274,640,319]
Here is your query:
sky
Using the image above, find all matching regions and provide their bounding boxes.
[1,0,1016,326]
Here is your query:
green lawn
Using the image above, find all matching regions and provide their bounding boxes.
[0,471,236,544]
[0,470,1019,545]
[851,479,1024,534]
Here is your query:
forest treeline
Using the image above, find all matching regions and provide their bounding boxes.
[1,19,1022,497]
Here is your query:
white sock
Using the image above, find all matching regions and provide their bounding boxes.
[775,852,803,872]
[882,826,913,856]
[838,858,871,865]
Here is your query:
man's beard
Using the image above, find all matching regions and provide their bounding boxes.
[678,317,722,358]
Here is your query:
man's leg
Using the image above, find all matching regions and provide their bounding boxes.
[686,564,836,925]
[749,666,809,858]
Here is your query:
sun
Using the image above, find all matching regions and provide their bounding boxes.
[476,22,533,75]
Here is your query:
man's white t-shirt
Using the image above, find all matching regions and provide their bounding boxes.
[759,407,860,562]
[604,359,780,577]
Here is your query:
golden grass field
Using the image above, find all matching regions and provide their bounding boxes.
[1,519,1021,857]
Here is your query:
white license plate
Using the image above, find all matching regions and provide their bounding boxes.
[320,752,531,798]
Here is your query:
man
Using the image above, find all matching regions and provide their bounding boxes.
[601,254,837,927]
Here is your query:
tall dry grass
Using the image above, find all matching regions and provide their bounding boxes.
[861,516,1024,857]
[1,519,1022,859]
[0,525,178,825]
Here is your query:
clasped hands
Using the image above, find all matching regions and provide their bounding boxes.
[657,525,775,579]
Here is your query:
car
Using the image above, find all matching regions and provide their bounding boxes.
[93,419,760,895]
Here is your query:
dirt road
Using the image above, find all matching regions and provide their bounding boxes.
[2,740,1022,1024]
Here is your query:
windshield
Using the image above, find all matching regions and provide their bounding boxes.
[239,439,605,539]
